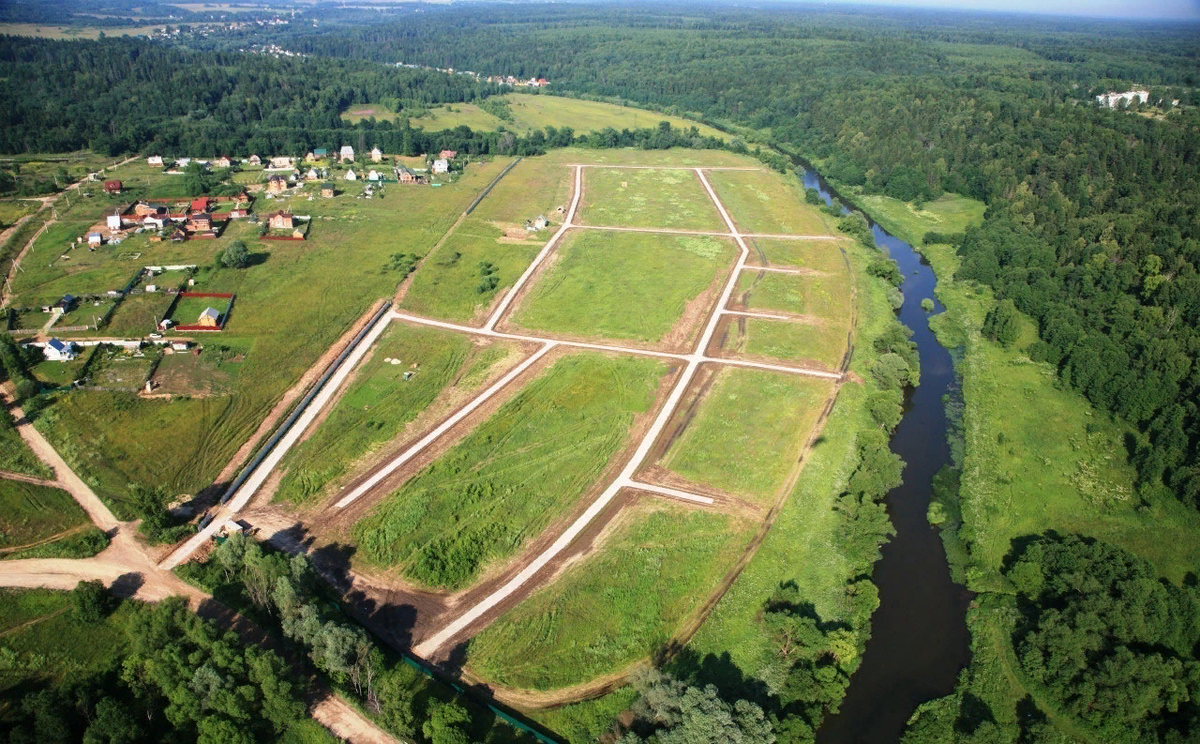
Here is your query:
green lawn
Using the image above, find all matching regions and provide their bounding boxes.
[578,167,726,232]
[276,323,522,505]
[511,229,733,346]
[353,352,670,590]
[717,316,849,370]
[0,412,53,478]
[105,293,175,336]
[0,480,89,551]
[661,366,832,502]
[466,503,752,690]
[746,238,847,273]
[349,94,729,141]
[732,268,852,320]
[706,169,839,236]
[401,156,574,324]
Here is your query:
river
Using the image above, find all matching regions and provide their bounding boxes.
[795,168,973,744]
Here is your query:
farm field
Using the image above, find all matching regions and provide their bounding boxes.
[30,156,509,516]
[578,167,726,232]
[275,323,525,505]
[510,229,734,347]
[346,94,729,141]
[0,480,89,552]
[713,315,849,370]
[746,237,847,272]
[706,169,839,236]
[731,267,851,319]
[401,157,574,324]
[352,352,670,590]
[658,366,833,502]
[466,503,752,690]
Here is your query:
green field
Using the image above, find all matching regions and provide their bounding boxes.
[706,169,839,236]
[276,323,522,505]
[746,238,848,273]
[31,157,510,517]
[852,192,987,244]
[105,293,175,336]
[511,229,733,346]
[578,167,726,232]
[347,94,729,141]
[401,157,574,324]
[467,504,752,690]
[353,352,669,589]
[0,412,53,478]
[661,366,832,502]
[0,480,89,552]
[0,200,38,229]
[732,268,851,320]
[717,315,849,370]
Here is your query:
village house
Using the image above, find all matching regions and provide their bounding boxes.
[344,169,358,181]
[103,180,123,195]
[44,339,78,362]
[267,175,288,194]
[267,211,294,230]
[371,147,383,162]
[396,166,419,184]
[340,145,355,162]
[170,228,187,242]
[107,213,122,231]
[438,150,458,160]
[54,294,76,313]
[142,215,167,230]
[227,208,249,219]
[190,196,211,213]
[270,156,293,170]
[305,148,328,163]
[432,158,450,174]
[198,307,221,328]
[248,154,262,166]
[305,167,319,181]
[176,158,192,169]
[213,156,233,169]
[88,232,103,246]
[321,182,335,198]
[367,170,381,182]
[187,213,213,232]
[170,341,189,352]
[147,155,164,167]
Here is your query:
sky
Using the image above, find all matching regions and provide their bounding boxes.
[815,0,1200,20]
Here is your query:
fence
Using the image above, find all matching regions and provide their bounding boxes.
[258,235,306,242]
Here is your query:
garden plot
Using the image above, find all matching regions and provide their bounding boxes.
[706,169,839,236]
[578,167,726,232]
[509,229,735,348]
[147,343,245,397]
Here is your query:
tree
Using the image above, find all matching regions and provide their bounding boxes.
[71,579,112,623]
[422,700,471,744]
[221,240,250,269]
[620,670,775,744]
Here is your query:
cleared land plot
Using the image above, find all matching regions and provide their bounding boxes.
[352,353,669,590]
[0,412,53,478]
[511,230,734,347]
[275,324,523,505]
[578,168,725,232]
[104,292,175,336]
[746,238,847,273]
[167,295,227,327]
[402,158,574,324]
[713,315,849,371]
[732,269,851,320]
[349,94,729,141]
[0,480,89,552]
[706,169,838,236]
[659,366,832,502]
[466,503,751,690]
[148,343,244,397]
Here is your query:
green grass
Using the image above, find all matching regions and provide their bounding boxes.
[0,412,53,478]
[661,367,833,502]
[277,720,340,744]
[706,169,839,236]
[0,480,89,551]
[578,167,726,231]
[29,358,83,387]
[104,293,174,336]
[276,323,521,505]
[401,156,574,324]
[353,352,670,589]
[732,268,851,319]
[0,200,38,229]
[746,238,847,273]
[720,316,849,370]
[511,229,733,345]
[349,94,729,141]
[542,147,763,169]
[852,192,987,243]
[467,503,753,690]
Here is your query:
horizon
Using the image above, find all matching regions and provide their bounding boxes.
[775,0,1200,20]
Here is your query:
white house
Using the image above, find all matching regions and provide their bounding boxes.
[106,213,122,231]
[367,170,381,182]
[370,147,383,162]
[344,169,358,181]
[340,145,355,162]
[305,167,319,181]
[87,232,103,246]
[271,156,293,169]
[44,339,77,362]
[432,158,450,174]
[147,156,164,167]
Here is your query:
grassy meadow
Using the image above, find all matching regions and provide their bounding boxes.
[30,156,508,517]
[275,323,523,505]
[510,229,734,346]
[401,157,573,324]
[347,94,729,141]
[466,503,752,690]
[0,412,53,478]
[732,268,852,320]
[578,167,726,232]
[718,315,849,370]
[660,367,833,502]
[706,169,839,236]
[746,237,847,272]
[0,480,89,551]
[353,352,670,590]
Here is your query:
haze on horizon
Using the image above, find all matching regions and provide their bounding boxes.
[807,0,1200,20]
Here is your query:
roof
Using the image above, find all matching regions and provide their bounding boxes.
[321,182,335,189]
[88,232,102,238]
[341,145,354,154]
[190,197,209,211]
[268,174,285,182]
[314,148,328,156]
[200,307,220,320]
[103,179,122,187]
[47,338,70,353]
[268,210,293,219]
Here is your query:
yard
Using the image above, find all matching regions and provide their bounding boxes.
[352,352,671,590]
[466,503,752,690]
[659,366,833,503]
[147,342,245,397]
[104,292,176,336]
[275,323,525,505]
[731,268,852,320]
[577,167,726,232]
[706,169,839,236]
[510,229,734,347]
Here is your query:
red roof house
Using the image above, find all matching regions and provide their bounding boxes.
[103,180,123,194]
[438,150,458,160]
